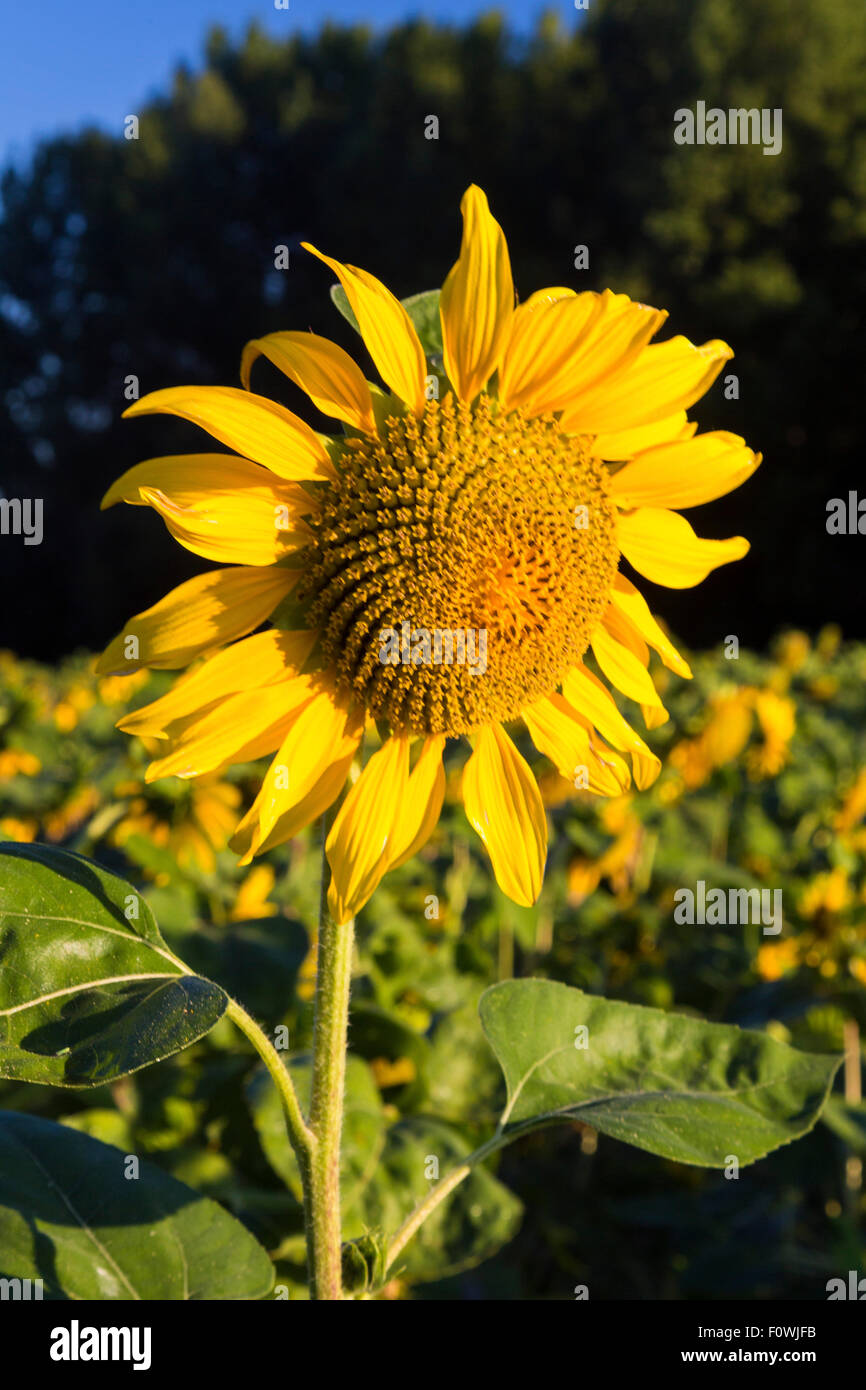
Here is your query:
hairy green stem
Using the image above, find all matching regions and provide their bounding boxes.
[383,1132,508,1276]
[304,811,355,1300]
[224,996,315,1161]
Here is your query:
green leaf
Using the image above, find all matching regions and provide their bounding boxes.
[480,979,842,1167]
[248,1053,385,1212]
[0,843,227,1086]
[180,915,308,1025]
[341,1229,387,1296]
[330,283,359,333]
[348,1001,431,1108]
[0,1111,273,1299]
[353,1116,521,1283]
[330,283,443,359]
[426,992,503,1124]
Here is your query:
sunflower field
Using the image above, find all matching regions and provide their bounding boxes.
[2,622,864,1300]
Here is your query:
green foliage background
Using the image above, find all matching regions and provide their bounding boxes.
[1,628,865,1298]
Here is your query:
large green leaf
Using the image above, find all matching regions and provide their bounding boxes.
[0,1111,273,1299]
[480,979,841,1166]
[0,843,227,1086]
[248,1053,385,1212]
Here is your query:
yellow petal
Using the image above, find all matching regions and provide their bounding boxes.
[387,735,447,870]
[618,508,750,588]
[233,748,356,865]
[440,185,514,403]
[302,243,426,415]
[561,664,660,790]
[118,629,317,738]
[641,703,670,731]
[96,567,296,674]
[523,694,631,796]
[504,289,667,418]
[102,454,265,509]
[241,331,376,435]
[560,337,733,433]
[590,611,665,709]
[589,412,696,461]
[609,431,760,509]
[499,292,604,411]
[233,684,361,858]
[608,574,691,678]
[462,723,547,907]
[123,386,335,482]
[557,292,667,400]
[326,735,412,924]
[139,484,312,566]
[102,455,316,565]
[521,287,577,308]
[145,673,320,781]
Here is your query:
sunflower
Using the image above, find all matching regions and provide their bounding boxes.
[98,186,759,923]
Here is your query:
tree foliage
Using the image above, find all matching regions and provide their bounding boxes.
[2,0,864,655]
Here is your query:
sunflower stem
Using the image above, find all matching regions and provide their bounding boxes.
[383,1132,509,1275]
[304,809,354,1300]
[224,996,315,1160]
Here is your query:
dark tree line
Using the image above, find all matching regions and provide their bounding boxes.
[2,0,865,658]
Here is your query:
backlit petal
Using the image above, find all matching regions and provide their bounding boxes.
[498,292,603,411]
[440,185,514,403]
[561,664,660,789]
[462,723,547,907]
[96,567,296,674]
[326,734,412,924]
[523,694,631,796]
[118,629,317,738]
[609,431,760,509]
[591,610,665,709]
[231,684,361,862]
[303,243,427,415]
[589,412,696,461]
[144,673,321,782]
[608,574,691,678]
[387,735,447,870]
[123,386,335,482]
[560,337,733,433]
[618,508,750,588]
[241,331,377,435]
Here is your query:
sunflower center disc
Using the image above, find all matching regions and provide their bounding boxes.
[303,395,620,735]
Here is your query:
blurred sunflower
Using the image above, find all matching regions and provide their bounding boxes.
[667,684,794,791]
[567,795,644,905]
[98,186,758,922]
[111,775,241,875]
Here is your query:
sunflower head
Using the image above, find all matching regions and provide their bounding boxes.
[302,393,619,735]
[99,185,759,922]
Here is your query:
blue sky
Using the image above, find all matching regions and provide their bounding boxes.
[0,0,581,167]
